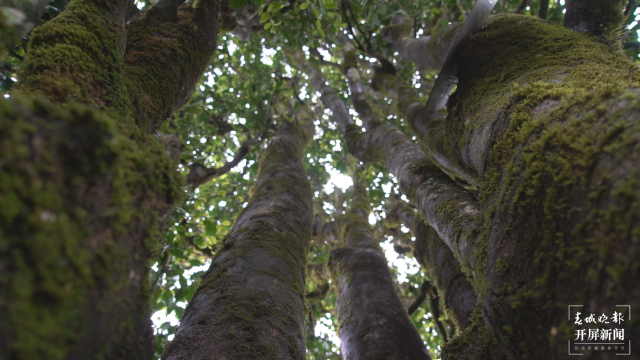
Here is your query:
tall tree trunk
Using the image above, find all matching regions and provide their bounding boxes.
[292,49,485,295]
[1,0,224,358]
[386,202,475,331]
[427,14,639,358]
[316,171,431,360]
[162,108,315,359]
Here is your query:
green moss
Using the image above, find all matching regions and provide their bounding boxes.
[440,306,504,359]
[447,14,640,356]
[14,1,132,117]
[1,96,182,359]
[123,2,220,132]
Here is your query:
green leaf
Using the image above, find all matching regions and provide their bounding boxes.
[264,22,272,29]
[230,0,249,10]
[221,220,232,226]
[204,219,217,236]
[300,2,309,10]
[193,236,206,247]
[259,12,270,23]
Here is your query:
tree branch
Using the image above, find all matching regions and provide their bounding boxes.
[186,138,258,189]
[124,0,225,132]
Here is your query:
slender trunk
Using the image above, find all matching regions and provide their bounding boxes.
[386,202,476,331]
[292,49,486,296]
[321,172,430,360]
[2,0,223,358]
[163,111,315,359]
[538,0,549,20]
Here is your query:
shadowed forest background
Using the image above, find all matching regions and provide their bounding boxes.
[1,0,639,359]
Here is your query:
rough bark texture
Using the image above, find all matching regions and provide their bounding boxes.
[163,113,315,359]
[372,71,480,187]
[0,97,181,360]
[14,0,133,115]
[124,0,228,133]
[328,173,431,360]
[2,0,224,358]
[440,14,639,358]
[564,0,628,40]
[387,202,476,331]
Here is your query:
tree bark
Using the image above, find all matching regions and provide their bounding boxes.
[381,11,460,72]
[386,202,476,331]
[0,97,181,360]
[14,0,133,115]
[162,110,315,359]
[435,14,640,358]
[564,0,628,40]
[124,0,226,133]
[2,0,224,358]
[325,172,431,360]
[293,48,486,295]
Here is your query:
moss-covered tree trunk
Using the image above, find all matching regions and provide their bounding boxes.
[162,111,315,359]
[447,14,639,358]
[316,172,431,360]
[0,0,224,358]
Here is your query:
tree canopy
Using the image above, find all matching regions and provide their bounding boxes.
[2,0,639,359]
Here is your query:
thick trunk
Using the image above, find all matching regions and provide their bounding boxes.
[0,98,181,359]
[325,173,430,360]
[163,113,315,359]
[439,14,640,358]
[2,0,223,358]
[387,202,476,331]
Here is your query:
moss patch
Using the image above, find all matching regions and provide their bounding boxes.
[0,96,181,359]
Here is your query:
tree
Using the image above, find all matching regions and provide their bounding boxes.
[1,0,638,359]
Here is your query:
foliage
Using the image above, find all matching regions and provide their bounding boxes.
[3,0,639,358]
